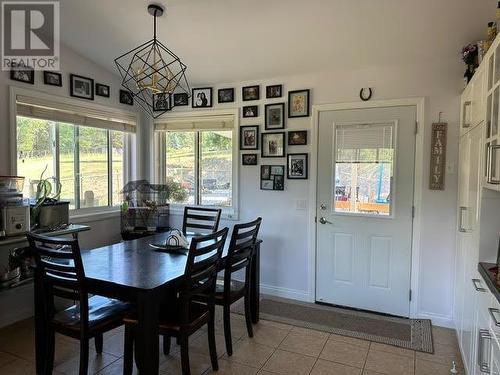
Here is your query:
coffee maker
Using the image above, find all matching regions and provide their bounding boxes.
[0,176,30,238]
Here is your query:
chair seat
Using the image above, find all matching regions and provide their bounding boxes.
[53,295,130,332]
[124,301,210,335]
[214,277,245,302]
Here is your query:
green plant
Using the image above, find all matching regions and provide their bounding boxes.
[166,178,188,202]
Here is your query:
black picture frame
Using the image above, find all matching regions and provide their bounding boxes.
[192,87,213,108]
[218,88,234,103]
[119,89,134,105]
[243,105,258,118]
[287,153,308,179]
[10,64,34,85]
[95,83,110,97]
[265,103,285,130]
[43,71,62,87]
[153,93,172,111]
[288,89,310,118]
[266,84,282,98]
[173,93,189,106]
[242,85,260,101]
[70,74,94,100]
[260,165,285,191]
[240,125,259,150]
[261,132,285,158]
[288,130,308,145]
[242,154,258,165]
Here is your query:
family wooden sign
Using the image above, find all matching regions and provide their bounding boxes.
[429,122,447,190]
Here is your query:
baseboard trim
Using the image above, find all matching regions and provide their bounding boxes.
[417,311,454,328]
[260,283,309,301]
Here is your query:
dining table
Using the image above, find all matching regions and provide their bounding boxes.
[34,231,262,375]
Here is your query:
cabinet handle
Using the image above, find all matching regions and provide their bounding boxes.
[489,308,500,326]
[478,329,492,373]
[473,279,487,292]
[459,206,467,232]
[463,101,472,128]
[487,144,500,185]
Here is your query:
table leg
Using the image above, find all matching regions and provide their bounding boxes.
[250,242,260,323]
[135,290,160,375]
[34,269,47,375]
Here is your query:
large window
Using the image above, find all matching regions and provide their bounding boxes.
[16,116,129,210]
[165,130,233,207]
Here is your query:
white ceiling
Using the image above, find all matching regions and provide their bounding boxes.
[59,0,495,85]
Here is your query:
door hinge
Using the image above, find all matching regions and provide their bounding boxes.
[411,206,415,218]
[314,216,317,223]
[409,289,412,301]
[414,121,418,135]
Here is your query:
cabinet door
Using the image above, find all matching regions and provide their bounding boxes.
[462,85,474,137]
[473,276,491,375]
[461,239,477,374]
[472,68,486,128]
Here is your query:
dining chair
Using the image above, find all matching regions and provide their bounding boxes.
[216,217,262,356]
[123,227,229,375]
[182,206,222,235]
[27,233,131,375]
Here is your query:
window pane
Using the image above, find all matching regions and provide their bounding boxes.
[78,127,109,208]
[200,131,232,207]
[58,123,76,209]
[111,131,124,205]
[165,132,195,204]
[334,123,394,216]
[16,116,56,198]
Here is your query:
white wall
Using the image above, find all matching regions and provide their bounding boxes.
[154,59,464,327]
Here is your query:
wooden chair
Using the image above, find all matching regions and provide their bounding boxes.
[216,217,262,356]
[182,206,222,235]
[123,227,229,375]
[27,233,131,375]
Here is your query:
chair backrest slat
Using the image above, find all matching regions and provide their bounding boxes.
[182,206,222,235]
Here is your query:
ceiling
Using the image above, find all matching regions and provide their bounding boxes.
[59,0,495,85]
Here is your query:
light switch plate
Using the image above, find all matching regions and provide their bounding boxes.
[295,199,307,210]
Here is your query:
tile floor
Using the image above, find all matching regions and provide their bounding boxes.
[0,312,464,375]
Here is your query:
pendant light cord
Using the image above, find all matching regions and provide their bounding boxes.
[153,10,157,40]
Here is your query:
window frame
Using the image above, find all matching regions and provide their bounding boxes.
[9,86,138,217]
[153,109,239,220]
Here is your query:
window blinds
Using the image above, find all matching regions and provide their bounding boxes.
[154,114,234,131]
[16,95,137,133]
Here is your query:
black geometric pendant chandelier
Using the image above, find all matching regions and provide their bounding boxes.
[114,4,190,118]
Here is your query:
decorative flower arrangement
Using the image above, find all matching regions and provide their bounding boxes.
[461,43,478,66]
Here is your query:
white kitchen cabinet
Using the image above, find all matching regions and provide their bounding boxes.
[461,67,485,137]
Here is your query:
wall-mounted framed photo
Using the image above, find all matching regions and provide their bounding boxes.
[261,132,285,158]
[192,87,213,108]
[287,153,308,179]
[243,105,258,118]
[153,93,171,111]
[265,103,285,130]
[43,71,62,87]
[95,83,110,97]
[10,64,34,84]
[70,74,94,100]
[240,125,259,150]
[119,89,134,105]
[242,154,258,166]
[266,84,282,98]
[242,85,260,101]
[261,165,285,191]
[288,89,310,118]
[173,92,189,106]
[288,130,307,145]
[218,88,234,103]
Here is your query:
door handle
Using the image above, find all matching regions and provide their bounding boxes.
[489,308,500,326]
[478,329,492,373]
[472,279,487,292]
[318,217,333,225]
[458,206,467,232]
[463,100,472,128]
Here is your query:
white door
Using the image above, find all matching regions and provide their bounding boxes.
[316,106,416,317]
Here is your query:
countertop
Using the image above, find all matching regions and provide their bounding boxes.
[0,224,91,246]
[479,262,500,303]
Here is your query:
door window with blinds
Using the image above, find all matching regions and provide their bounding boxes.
[154,115,236,211]
[15,95,136,210]
[333,122,396,216]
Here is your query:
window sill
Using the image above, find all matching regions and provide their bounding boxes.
[70,207,121,223]
[168,204,239,221]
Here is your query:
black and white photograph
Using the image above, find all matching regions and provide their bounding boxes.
[218,88,234,103]
[95,83,110,97]
[153,93,171,111]
[243,105,258,118]
[261,165,270,180]
[242,154,258,165]
[288,89,310,117]
[43,71,62,87]
[119,89,134,105]
[192,87,213,108]
[261,132,285,157]
[274,175,284,190]
[288,130,308,145]
[240,125,259,150]
[287,153,308,179]
[242,85,260,101]
[260,164,285,191]
[266,84,282,98]
[10,65,34,84]
[70,74,94,100]
[265,103,285,130]
[173,93,189,106]
[261,180,274,190]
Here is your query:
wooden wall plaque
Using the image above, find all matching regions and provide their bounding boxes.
[429,122,447,190]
